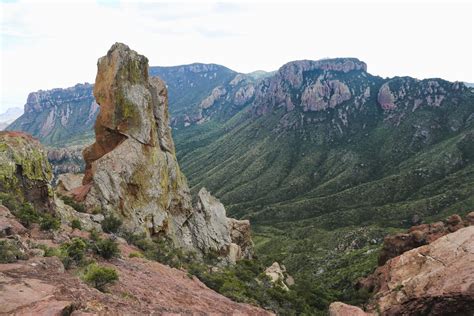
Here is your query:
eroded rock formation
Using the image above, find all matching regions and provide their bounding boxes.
[78,43,252,262]
[0,131,55,212]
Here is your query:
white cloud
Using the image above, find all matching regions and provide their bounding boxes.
[1,0,473,112]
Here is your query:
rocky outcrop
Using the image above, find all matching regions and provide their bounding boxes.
[76,43,252,262]
[301,78,351,111]
[377,77,468,113]
[0,131,55,212]
[264,262,293,291]
[253,58,366,115]
[365,226,474,315]
[333,215,474,315]
[378,213,472,265]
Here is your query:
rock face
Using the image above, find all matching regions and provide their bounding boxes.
[378,213,472,265]
[333,215,474,315]
[365,226,474,315]
[79,43,251,262]
[0,131,54,212]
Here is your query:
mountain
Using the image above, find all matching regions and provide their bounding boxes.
[6,57,474,311]
[172,58,474,306]
[6,84,97,146]
[0,107,23,130]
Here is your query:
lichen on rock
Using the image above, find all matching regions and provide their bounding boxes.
[0,131,55,212]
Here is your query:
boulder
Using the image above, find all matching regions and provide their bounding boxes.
[264,262,291,291]
[329,302,372,316]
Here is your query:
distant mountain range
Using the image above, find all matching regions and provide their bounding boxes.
[0,107,23,130]
[7,58,474,307]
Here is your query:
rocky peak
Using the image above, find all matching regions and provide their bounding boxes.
[78,43,252,262]
[278,58,367,89]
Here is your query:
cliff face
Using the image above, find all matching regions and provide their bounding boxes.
[7,84,97,147]
[79,43,251,262]
[0,131,54,212]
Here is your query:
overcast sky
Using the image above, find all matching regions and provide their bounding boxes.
[1,0,473,113]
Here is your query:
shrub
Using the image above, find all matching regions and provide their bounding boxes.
[61,195,85,213]
[0,192,19,211]
[83,263,118,291]
[14,203,40,228]
[40,213,61,231]
[36,244,61,257]
[60,238,88,268]
[71,219,82,230]
[101,215,122,233]
[128,252,143,258]
[94,238,120,259]
[0,239,27,263]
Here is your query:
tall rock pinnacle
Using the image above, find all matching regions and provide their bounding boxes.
[81,43,252,262]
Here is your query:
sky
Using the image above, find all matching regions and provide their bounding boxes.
[0,0,473,113]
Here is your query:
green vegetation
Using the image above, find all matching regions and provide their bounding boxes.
[71,219,82,230]
[0,239,28,263]
[92,238,120,260]
[101,214,123,233]
[60,237,88,268]
[82,263,119,292]
[0,194,61,231]
[61,195,85,213]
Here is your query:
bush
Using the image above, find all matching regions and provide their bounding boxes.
[128,252,143,258]
[60,238,88,268]
[40,213,61,231]
[0,192,19,211]
[0,239,27,263]
[101,215,122,233]
[14,203,40,228]
[83,263,118,292]
[61,195,85,213]
[93,238,120,259]
[71,219,82,230]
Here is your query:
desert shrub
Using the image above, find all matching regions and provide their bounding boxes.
[14,202,40,228]
[40,213,61,231]
[101,215,122,233]
[83,263,118,292]
[128,252,143,258]
[93,238,120,259]
[89,228,101,241]
[36,244,61,257]
[61,195,85,213]
[60,237,88,268]
[0,239,27,263]
[71,219,82,230]
[0,192,19,211]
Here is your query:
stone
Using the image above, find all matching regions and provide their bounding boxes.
[56,173,84,196]
[0,131,55,212]
[329,302,372,316]
[264,262,290,291]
